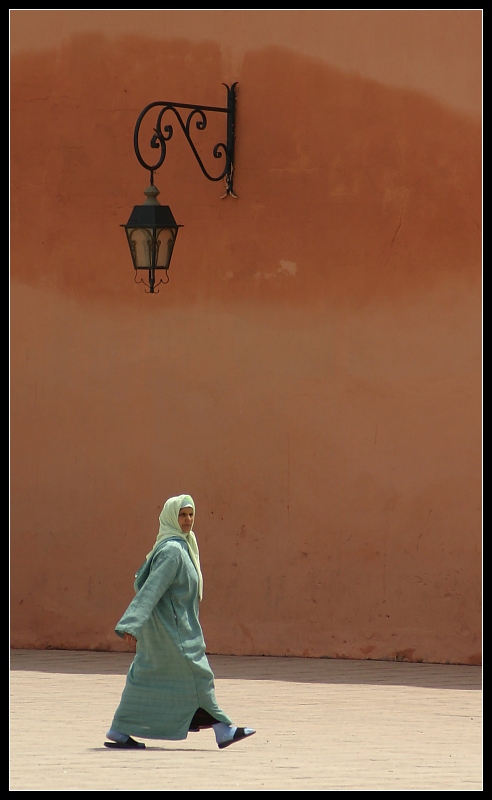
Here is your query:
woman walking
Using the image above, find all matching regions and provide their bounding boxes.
[104,494,255,750]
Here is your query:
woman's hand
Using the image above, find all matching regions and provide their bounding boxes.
[123,632,137,645]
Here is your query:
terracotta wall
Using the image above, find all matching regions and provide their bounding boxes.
[10,11,482,664]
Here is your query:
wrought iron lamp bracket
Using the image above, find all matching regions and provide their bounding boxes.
[133,82,238,198]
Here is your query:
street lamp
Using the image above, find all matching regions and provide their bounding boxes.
[122,83,237,293]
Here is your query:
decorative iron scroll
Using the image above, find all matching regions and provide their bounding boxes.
[133,82,237,198]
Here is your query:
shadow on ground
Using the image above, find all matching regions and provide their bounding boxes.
[10,649,481,691]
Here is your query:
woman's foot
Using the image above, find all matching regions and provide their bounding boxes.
[105,729,146,749]
[213,723,256,749]
[104,736,146,749]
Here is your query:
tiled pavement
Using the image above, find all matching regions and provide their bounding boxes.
[10,649,482,791]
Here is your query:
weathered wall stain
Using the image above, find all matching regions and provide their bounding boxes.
[11,37,480,307]
[10,9,482,116]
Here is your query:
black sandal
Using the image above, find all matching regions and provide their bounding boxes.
[218,727,256,749]
[104,736,146,749]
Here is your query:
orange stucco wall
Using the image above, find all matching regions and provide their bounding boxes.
[10,10,482,664]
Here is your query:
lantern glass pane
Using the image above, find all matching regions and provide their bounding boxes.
[127,227,153,269]
[155,228,177,269]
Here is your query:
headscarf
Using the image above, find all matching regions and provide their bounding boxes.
[146,494,203,600]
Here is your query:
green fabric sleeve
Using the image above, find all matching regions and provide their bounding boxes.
[115,551,180,639]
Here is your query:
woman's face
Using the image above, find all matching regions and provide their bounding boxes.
[178,506,194,533]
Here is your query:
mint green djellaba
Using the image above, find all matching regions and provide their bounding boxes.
[108,495,233,742]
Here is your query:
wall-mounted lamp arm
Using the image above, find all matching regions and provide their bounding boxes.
[133,82,237,197]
